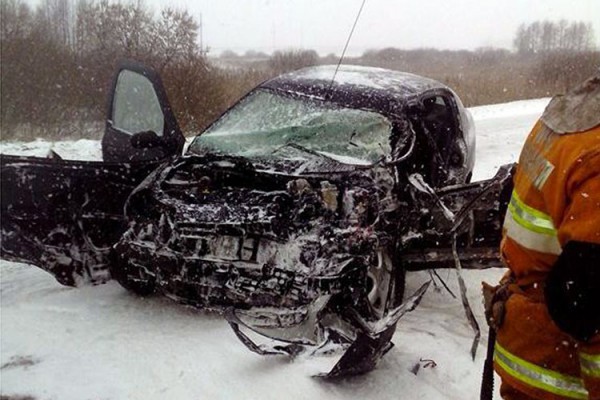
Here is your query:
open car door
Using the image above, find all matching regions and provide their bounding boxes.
[1,61,184,286]
[102,60,185,162]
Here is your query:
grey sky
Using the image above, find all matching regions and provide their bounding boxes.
[151,0,599,55]
[27,0,600,55]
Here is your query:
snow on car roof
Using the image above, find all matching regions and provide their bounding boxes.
[261,65,447,116]
[268,64,445,98]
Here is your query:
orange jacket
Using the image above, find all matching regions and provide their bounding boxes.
[494,111,600,400]
[501,121,600,287]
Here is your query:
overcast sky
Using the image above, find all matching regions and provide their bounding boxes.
[28,0,600,55]
[148,0,600,55]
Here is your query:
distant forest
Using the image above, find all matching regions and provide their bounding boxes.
[1,0,599,140]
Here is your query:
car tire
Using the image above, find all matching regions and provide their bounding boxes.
[365,244,406,320]
[109,252,156,296]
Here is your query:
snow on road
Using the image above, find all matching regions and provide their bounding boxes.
[469,98,550,181]
[0,98,550,400]
[0,138,103,161]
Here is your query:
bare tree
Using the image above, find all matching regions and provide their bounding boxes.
[514,20,596,54]
[1,0,33,41]
[152,8,199,70]
[37,0,74,47]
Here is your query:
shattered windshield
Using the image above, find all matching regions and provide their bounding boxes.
[187,89,392,163]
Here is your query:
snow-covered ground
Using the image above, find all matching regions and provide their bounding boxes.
[0,98,550,400]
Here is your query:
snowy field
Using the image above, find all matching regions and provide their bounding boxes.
[0,98,549,400]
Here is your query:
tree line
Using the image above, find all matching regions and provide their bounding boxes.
[1,0,262,139]
[514,20,595,54]
[1,0,598,141]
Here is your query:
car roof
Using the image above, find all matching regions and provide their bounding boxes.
[261,65,448,116]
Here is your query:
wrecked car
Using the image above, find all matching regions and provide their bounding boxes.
[0,61,512,377]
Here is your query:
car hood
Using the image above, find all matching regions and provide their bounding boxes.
[131,154,384,229]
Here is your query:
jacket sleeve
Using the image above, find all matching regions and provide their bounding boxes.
[557,151,600,246]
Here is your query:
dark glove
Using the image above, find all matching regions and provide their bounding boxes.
[482,278,512,331]
[545,241,600,342]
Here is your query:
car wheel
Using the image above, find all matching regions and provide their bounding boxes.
[365,245,406,320]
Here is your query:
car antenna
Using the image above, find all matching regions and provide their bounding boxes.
[326,0,367,100]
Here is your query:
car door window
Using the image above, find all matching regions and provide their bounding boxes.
[409,94,462,187]
[422,95,455,154]
[112,70,164,136]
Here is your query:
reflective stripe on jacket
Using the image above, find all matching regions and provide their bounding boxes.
[496,116,600,399]
[495,342,588,399]
[580,352,600,379]
[504,189,561,255]
[500,122,600,283]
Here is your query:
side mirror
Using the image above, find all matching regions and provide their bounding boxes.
[130,130,166,149]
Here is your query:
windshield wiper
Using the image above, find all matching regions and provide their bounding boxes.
[348,130,359,148]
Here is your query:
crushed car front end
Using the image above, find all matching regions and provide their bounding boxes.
[110,65,484,376]
[112,152,418,376]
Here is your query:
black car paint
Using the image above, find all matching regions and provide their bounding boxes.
[0,62,511,377]
[0,155,160,285]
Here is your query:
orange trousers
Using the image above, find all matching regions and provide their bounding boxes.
[495,289,600,400]
[500,382,540,400]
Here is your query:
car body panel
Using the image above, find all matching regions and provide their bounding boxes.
[1,60,183,285]
[0,154,160,285]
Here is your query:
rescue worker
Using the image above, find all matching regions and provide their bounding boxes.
[484,71,600,400]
